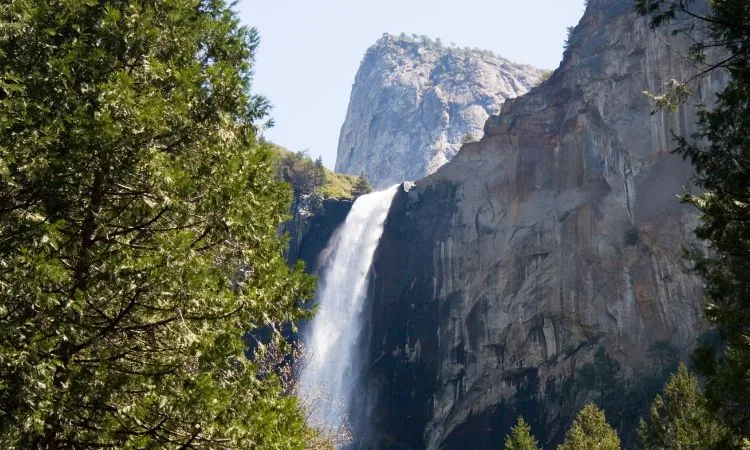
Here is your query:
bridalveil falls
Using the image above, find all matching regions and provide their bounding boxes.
[299,185,399,436]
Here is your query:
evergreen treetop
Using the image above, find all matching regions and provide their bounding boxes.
[352,171,373,197]
[504,416,540,450]
[557,403,620,450]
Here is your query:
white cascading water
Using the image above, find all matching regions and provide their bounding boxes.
[299,185,399,433]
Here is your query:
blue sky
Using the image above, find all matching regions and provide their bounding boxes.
[238,0,587,169]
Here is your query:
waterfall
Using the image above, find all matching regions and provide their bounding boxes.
[299,185,399,436]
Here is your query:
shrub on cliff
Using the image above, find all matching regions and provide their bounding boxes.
[273,146,359,199]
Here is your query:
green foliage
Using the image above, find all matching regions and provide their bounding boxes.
[271,145,358,199]
[504,416,540,450]
[642,79,692,113]
[275,148,326,197]
[638,364,728,449]
[352,172,373,197]
[637,0,750,439]
[322,171,359,199]
[557,404,620,450]
[0,0,316,447]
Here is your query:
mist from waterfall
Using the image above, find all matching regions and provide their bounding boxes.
[298,185,399,437]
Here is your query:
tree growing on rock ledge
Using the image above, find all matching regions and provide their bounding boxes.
[0,0,316,447]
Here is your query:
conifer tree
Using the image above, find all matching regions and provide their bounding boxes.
[557,404,620,450]
[314,156,327,190]
[352,171,373,197]
[0,0,315,447]
[638,364,727,449]
[504,416,540,450]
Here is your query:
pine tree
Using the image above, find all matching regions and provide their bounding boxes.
[636,0,750,438]
[504,416,540,450]
[313,156,327,194]
[638,364,727,449]
[0,1,316,447]
[352,171,373,197]
[557,404,620,450]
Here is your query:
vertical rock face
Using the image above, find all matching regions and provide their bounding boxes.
[335,34,547,188]
[282,197,352,273]
[359,0,726,448]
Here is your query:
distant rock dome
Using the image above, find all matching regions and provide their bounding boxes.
[335,33,547,188]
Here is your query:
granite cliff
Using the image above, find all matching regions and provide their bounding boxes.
[353,0,726,448]
[282,195,352,272]
[335,34,547,188]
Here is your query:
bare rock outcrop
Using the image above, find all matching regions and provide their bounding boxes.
[335,34,546,188]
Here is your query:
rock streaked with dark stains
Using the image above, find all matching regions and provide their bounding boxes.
[336,34,546,188]
[358,0,725,448]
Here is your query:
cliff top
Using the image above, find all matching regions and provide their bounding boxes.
[370,32,545,72]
